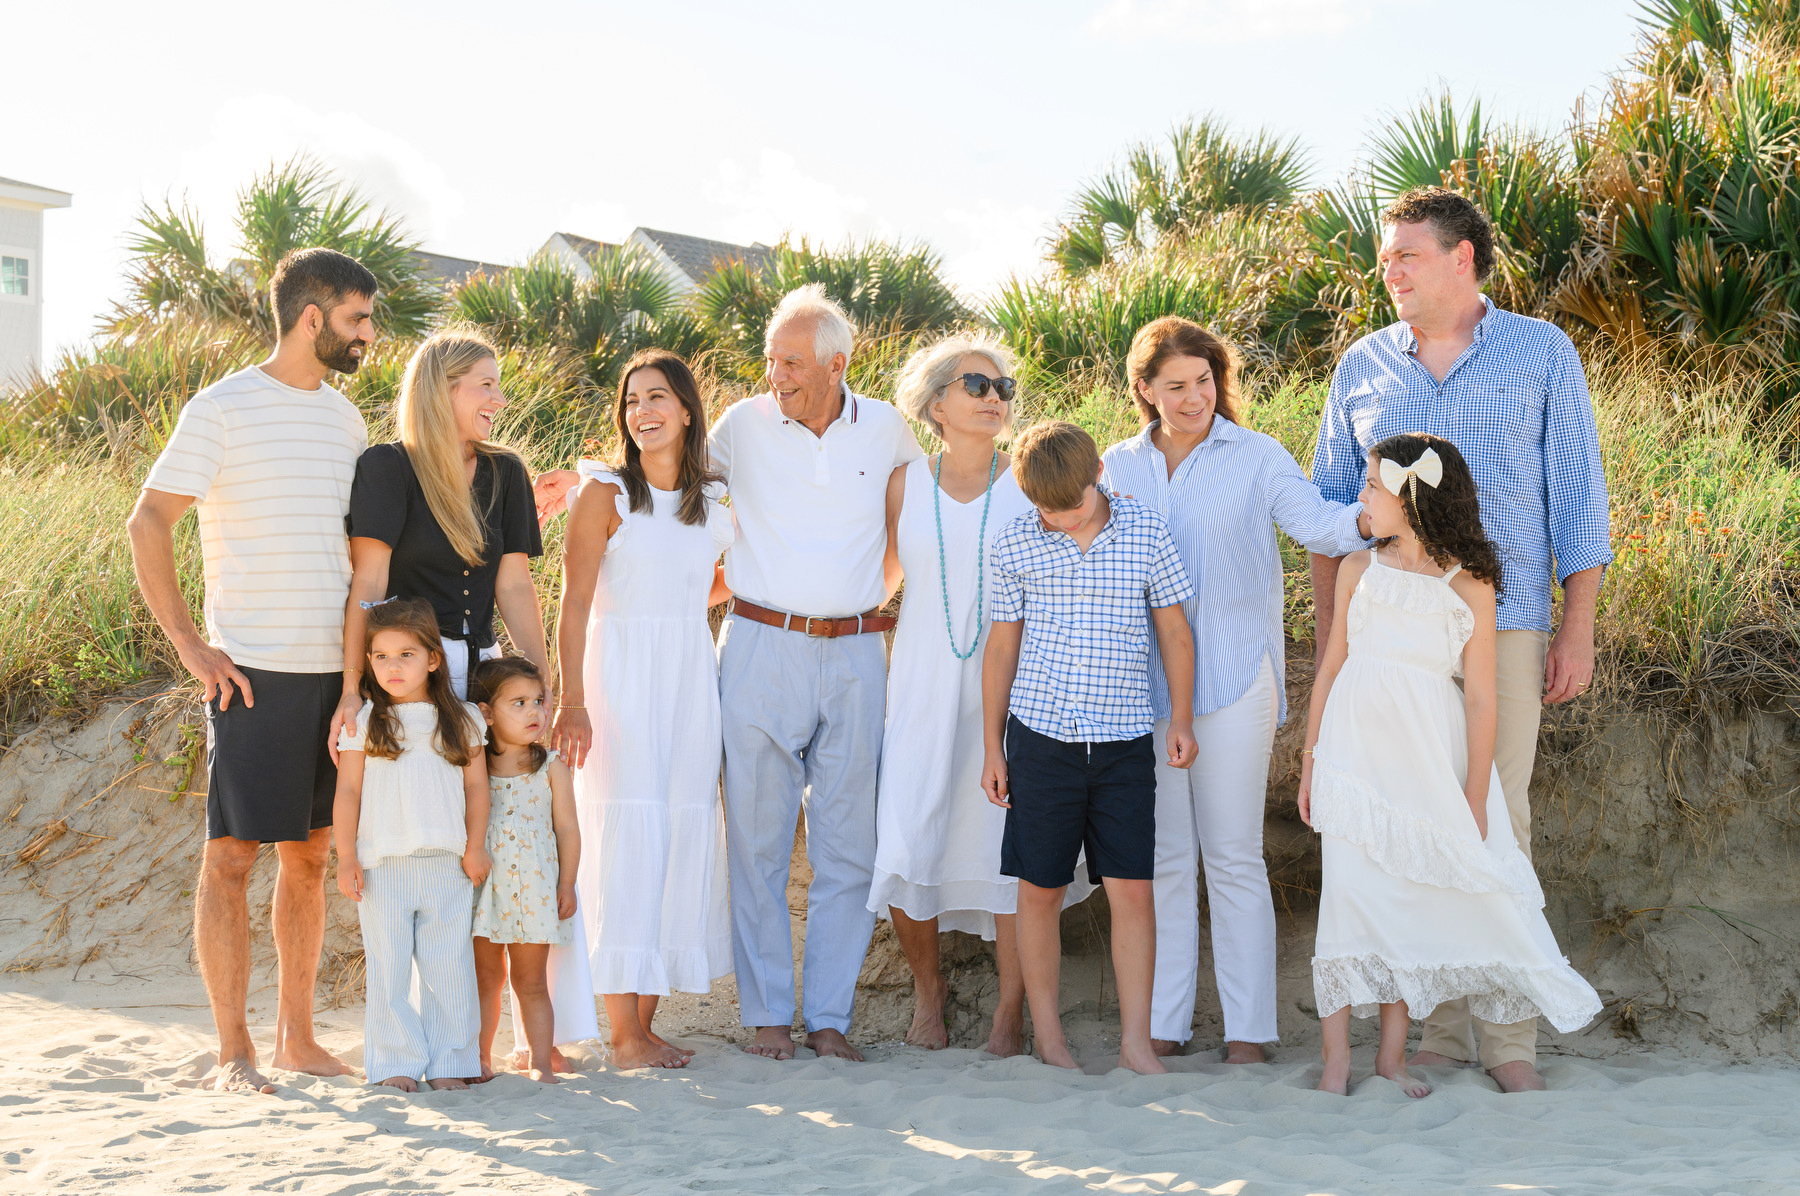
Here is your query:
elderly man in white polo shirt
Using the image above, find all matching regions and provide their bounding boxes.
[710,284,924,1061]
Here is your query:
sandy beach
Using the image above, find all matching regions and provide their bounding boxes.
[6,967,1800,1195]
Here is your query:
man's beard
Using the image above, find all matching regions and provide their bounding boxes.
[314,322,368,374]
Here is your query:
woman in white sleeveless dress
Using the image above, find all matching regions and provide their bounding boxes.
[1299,434,1598,1097]
[552,350,734,1071]
[870,335,1094,1054]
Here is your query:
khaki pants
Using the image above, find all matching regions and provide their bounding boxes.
[1418,629,1550,1070]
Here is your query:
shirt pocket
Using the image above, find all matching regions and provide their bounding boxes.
[1483,372,1546,443]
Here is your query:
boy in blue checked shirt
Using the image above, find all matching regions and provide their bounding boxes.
[980,420,1197,1074]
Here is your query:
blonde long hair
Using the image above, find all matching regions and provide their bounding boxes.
[396,328,510,567]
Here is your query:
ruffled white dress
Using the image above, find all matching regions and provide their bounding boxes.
[574,464,734,995]
[868,457,1094,939]
[1309,551,1601,1030]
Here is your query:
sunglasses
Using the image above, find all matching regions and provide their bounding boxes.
[952,373,1017,402]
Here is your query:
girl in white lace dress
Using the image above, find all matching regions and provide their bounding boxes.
[1298,433,1599,1098]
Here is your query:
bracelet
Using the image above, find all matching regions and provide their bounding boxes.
[1300,748,1315,756]
[556,704,585,710]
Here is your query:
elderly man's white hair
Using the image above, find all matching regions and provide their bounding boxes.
[765,283,856,366]
[893,333,1016,439]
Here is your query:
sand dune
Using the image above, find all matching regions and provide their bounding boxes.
[6,973,1800,1195]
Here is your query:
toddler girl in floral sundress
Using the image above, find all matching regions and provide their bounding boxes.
[467,656,581,1084]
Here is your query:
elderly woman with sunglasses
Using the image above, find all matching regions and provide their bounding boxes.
[1101,317,1372,1064]
[868,335,1093,1054]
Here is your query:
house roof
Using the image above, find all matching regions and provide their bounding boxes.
[635,227,770,284]
[551,232,619,260]
[413,250,509,287]
[0,176,72,208]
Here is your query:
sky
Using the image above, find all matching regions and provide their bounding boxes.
[11,0,1645,359]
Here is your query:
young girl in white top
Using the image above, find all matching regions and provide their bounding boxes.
[1299,433,1599,1098]
[333,598,491,1092]
[468,656,580,1084]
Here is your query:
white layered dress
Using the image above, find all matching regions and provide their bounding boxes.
[1310,551,1601,1031]
[868,456,1093,939]
[574,464,734,995]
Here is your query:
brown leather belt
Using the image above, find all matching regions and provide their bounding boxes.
[727,597,894,637]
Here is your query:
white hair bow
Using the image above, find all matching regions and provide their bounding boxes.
[1379,448,1444,499]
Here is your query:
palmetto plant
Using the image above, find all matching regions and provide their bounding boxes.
[449,246,711,393]
[1050,116,1309,275]
[107,157,440,340]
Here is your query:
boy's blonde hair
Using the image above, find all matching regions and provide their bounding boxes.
[1012,420,1100,511]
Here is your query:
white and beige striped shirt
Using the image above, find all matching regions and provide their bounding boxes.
[142,366,367,673]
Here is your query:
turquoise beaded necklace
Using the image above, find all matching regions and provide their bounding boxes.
[932,449,1000,660]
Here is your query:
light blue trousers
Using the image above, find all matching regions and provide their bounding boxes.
[359,851,480,1083]
[718,614,884,1034]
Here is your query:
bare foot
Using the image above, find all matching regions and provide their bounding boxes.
[1036,1038,1080,1070]
[510,1045,575,1073]
[1488,1060,1547,1092]
[208,1059,277,1095]
[1317,1054,1350,1095]
[610,1036,689,1070]
[645,1029,695,1058]
[1408,1050,1478,1069]
[376,1075,418,1093]
[1150,1038,1182,1058]
[526,1068,561,1084]
[1118,1041,1169,1075]
[905,973,949,1050]
[1223,1041,1266,1065]
[271,1041,352,1077]
[426,1077,469,1091]
[1377,1061,1432,1098]
[470,1059,497,1083]
[804,1028,864,1061]
[982,1011,1026,1058]
[743,1026,796,1060]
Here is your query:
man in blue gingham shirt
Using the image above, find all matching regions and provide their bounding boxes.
[989,483,1196,743]
[1309,185,1611,1090]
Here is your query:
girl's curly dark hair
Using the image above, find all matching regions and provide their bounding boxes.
[359,597,478,767]
[1370,432,1505,600]
[467,655,550,774]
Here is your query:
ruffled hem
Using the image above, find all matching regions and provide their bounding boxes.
[1347,560,1476,666]
[590,944,732,996]
[1311,952,1601,1032]
[1310,758,1544,903]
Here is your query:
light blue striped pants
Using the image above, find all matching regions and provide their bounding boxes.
[359,850,480,1083]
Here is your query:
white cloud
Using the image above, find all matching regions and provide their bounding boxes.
[707,149,891,248]
[938,198,1056,303]
[1087,0,1368,44]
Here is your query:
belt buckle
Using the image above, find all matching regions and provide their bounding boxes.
[803,615,831,637]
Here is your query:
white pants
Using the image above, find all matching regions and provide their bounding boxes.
[442,638,502,702]
[361,851,481,1082]
[1151,655,1280,1045]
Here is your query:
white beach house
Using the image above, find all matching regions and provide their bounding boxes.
[0,176,72,385]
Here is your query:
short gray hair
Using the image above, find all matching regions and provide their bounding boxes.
[765,283,856,366]
[893,333,1015,439]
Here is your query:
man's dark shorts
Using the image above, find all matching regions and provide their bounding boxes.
[205,667,339,842]
[999,714,1156,888]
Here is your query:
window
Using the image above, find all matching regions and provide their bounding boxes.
[0,256,26,297]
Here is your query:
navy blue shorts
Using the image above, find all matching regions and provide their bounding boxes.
[999,715,1156,888]
[205,667,339,842]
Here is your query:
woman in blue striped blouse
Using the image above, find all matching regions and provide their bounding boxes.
[1101,317,1371,1063]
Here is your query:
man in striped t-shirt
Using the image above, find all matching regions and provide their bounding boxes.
[129,248,377,1094]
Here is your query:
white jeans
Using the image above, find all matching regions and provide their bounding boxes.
[441,638,502,701]
[1151,654,1280,1045]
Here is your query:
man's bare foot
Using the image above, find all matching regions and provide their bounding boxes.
[1224,1041,1266,1065]
[426,1077,469,1091]
[744,1026,796,1060]
[1488,1060,1547,1092]
[904,972,949,1050]
[1118,1041,1169,1075]
[510,1046,575,1073]
[376,1075,418,1093]
[982,1012,1026,1058]
[207,1059,277,1094]
[1150,1038,1182,1058]
[1376,1061,1432,1098]
[1317,1054,1350,1095]
[1036,1038,1080,1070]
[1408,1050,1478,1069]
[645,1029,695,1058]
[526,1068,561,1084]
[270,1041,351,1077]
[610,1036,689,1070]
[804,1028,864,1061]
